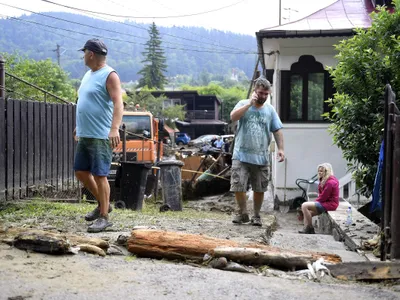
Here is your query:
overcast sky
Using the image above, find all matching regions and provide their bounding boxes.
[0,0,336,35]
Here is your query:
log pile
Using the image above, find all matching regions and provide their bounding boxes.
[127,229,342,270]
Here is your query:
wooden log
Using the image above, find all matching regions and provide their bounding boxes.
[12,230,71,254]
[128,229,239,260]
[329,261,400,281]
[0,227,109,254]
[211,247,315,270]
[127,229,341,268]
[66,235,109,250]
[78,244,106,257]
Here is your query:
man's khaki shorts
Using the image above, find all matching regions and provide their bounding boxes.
[230,160,269,193]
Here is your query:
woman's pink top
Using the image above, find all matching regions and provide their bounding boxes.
[316,176,339,211]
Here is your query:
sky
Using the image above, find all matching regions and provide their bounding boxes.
[0,0,337,35]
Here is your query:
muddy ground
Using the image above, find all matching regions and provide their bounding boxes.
[0,194,399,300]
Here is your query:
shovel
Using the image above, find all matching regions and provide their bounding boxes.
[279,158,290,213]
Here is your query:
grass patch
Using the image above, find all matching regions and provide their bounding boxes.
[0,199,230,230]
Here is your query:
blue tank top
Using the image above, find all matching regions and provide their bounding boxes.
[76,65,115,139]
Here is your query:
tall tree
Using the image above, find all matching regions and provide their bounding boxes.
[137,22,168,89]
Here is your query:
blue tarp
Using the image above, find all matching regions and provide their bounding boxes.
[371,141,384,212]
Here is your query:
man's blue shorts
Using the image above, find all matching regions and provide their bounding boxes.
[74,138,112,177]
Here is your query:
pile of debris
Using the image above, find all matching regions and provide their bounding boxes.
[176,148,232,199]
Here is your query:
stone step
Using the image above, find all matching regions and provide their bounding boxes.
[315,200,380,253]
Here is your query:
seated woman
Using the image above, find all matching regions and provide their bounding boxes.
[298,163,339,234]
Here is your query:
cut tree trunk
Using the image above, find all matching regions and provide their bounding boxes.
[211,247,317,270]
[128,229,239,260]
[0,227,109,254]
[128,229,341,269]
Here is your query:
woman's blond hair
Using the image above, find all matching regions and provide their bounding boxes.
[318,163,334,187]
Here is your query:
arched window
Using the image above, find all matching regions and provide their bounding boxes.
[280,55,334,122]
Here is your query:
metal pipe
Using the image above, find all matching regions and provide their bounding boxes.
[142,135,144,162]
[122,124,126,162]
[5,72,69,103]
[0,55,5,99]
[153,119,163,200]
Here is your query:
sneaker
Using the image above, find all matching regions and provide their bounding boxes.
[298,225,315,234]
[232,213,250,224]
[87,216,113,233]
[251,216,262,227]
[85,205,113,222]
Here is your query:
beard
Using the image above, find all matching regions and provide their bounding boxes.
[256,98,266,105]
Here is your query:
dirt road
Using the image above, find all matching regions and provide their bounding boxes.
[0,197,399,299]
[1,243,399,300]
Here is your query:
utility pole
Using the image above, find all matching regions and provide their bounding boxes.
[53,44,61,66]
[279,0,282,25]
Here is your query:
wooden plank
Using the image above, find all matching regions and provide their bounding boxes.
[63,104,68,186]
[6,100,14,199]
[19,101,28,198]
[57,104,63,190]
[329,261,400,281]
[72,105,76,189]
[39,102,46,185]
[13,100,21,198]
[0,97,6,199]
[26,101,34,190]
[67,104,73,185]
[51,104,58,188]
[46,104,52,185]
[34,102,40,185]
[181,155,203,181]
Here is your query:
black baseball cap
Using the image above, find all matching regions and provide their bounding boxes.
[79,38,108,56]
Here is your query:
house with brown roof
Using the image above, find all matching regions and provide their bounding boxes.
[256,0,393,201]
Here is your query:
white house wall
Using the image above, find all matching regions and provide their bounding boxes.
[272,124,348,201]
[263,36,350,201]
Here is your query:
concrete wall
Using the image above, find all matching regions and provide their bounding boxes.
[262,36,350,201]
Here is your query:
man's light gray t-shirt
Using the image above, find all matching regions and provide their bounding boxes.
[232,100,283,166]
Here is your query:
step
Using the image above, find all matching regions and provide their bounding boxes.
[316,200,380,252]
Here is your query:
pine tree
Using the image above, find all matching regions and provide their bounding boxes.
[137,22,168,89]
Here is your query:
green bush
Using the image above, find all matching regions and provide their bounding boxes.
[326,1,400,196]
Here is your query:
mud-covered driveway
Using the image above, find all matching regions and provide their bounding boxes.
[0,197,399,300]
[1,242,399,300]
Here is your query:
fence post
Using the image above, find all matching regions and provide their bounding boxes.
[391,115,400,259]
[0,55,5,99]
[382,84,395,261]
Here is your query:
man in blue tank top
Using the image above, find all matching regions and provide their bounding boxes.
[230,77,285,227]
[74,39,123,233]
